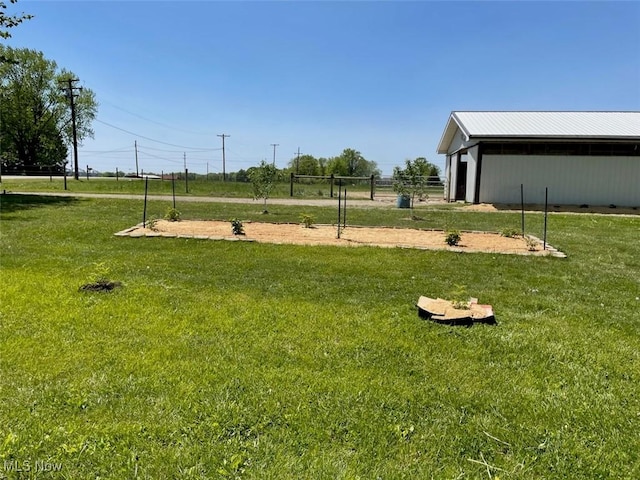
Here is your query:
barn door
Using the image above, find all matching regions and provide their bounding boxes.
[455,154,468,201]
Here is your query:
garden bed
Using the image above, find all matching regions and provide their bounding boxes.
[117,220,565,256]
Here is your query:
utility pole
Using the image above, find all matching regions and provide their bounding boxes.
[270,143,279,166]
[217,134,230,181]
[134,140,139,177]
[295,147,301,175]
[59,78,82,180]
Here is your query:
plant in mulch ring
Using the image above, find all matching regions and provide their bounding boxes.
[300,213,315,228]
[79,262,122,292]
[450,283,470,309]
[164,207,181,222]
[445,230,461,246]
[500,227,521,238]
[145,216,159,231]
[230,218,245,235]
[525,235,538,251]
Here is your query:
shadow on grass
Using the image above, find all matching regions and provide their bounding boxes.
[491,203,640,215]
[0,193,80,216]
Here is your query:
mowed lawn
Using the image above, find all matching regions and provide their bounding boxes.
[1,193,639,479]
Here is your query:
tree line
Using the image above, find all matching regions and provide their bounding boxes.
[234,148,381,183]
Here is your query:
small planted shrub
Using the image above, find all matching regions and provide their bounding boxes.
[146,216,159,231]
[300,213,315,228]
[450,283,470,309]
[445,230,461,246]
[164,207,181,222]
[231,218,245,235]
[525,236,538,251]
[79,262,121,292]
[501,227,521,238]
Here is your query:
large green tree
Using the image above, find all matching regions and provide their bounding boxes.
[0,46,97,173]
[326,148,380,177]
[288,154,320,176]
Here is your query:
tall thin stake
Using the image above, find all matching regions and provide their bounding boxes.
[172,173,176,209]
[543,187,548,250]
[520,183,525,236]
[143,176,149,227]
[343,188,347,228]
[337,180,342,238]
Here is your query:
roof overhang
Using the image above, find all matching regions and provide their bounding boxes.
[437,111,640,155]
[436,112,468,154]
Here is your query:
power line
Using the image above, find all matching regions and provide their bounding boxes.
[81,147,132,154]
[95,118,217,150]
[136,144,220,153]
[99,98,212,136]
[137,149,209,166]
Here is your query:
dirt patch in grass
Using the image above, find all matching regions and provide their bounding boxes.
[79,280,122,292]
[120,220,564,256]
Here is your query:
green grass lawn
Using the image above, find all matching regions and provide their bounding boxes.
[1,193,639,478]
[0,177,396,200]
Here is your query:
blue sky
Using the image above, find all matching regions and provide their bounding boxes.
[5,1,640,175]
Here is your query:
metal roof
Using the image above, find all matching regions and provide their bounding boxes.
[437,111,640,154]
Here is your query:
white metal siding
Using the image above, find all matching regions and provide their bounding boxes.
[446,129,468,154]
[465,145,480,203]
[479,155,640,206]
[453,112,640,138]
[448,154,458,201]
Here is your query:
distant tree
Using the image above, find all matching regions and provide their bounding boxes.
[326,148,380,178]
[317,157,328,176]
[288,154,319,176]
[393,157,440,209]
[235,168,250,182]
[0,46,98,173]
[249,160,279,213]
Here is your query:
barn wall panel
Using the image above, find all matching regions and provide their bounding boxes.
[479,155,640,206]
